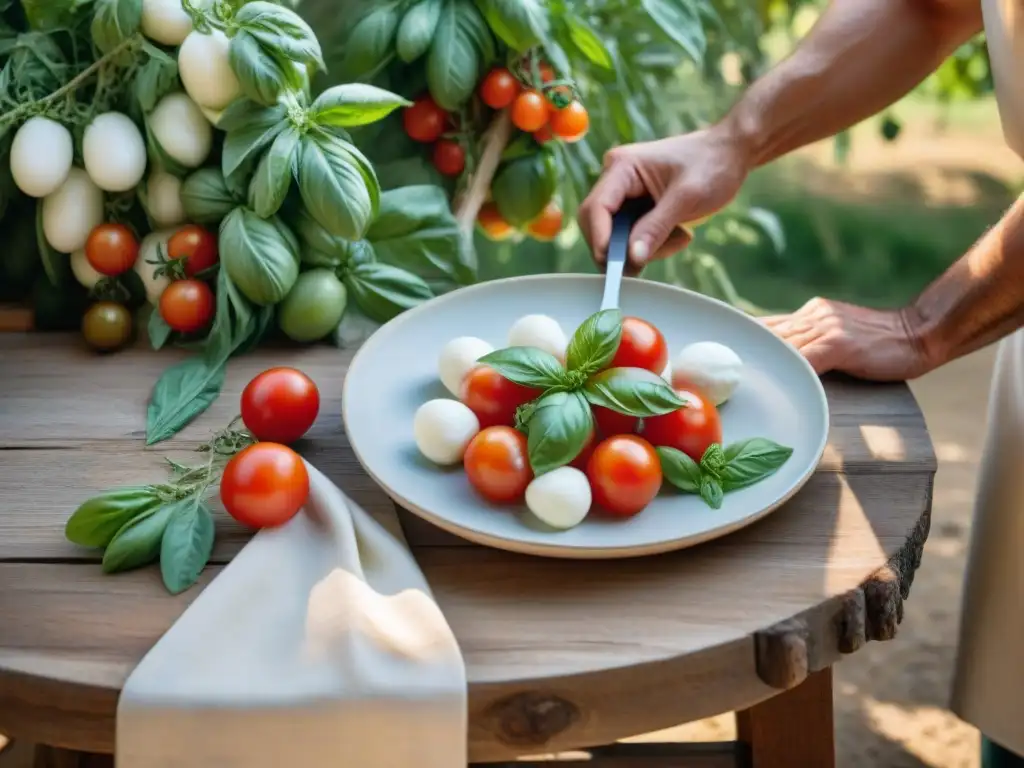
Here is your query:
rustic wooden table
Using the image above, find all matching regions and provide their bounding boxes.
[0,335,936,768]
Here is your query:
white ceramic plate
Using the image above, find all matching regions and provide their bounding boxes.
[342,274,829,559]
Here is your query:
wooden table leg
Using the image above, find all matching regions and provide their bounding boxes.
[32,746,113,768]
[735,667,834,768]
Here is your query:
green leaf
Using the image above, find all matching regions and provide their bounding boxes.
[249,127,300,218]
[397,0,442,63]
[91,0,142,56]
[565,308,622,375]
[35,200,63,287]
[65,486,163,549]
[181,168,240,226]
[229,30,298,107]
[525,390,593,475]
[640,0,705,64]
[491,151,558,226]
[565,15,612,69]
[345,261,433,323]
[657,447,703,494]
[219,207,299,306]
[146,357,227,445]
[310,84,411,128]
[699,474,724,510]
[234,1,324,69]
[338,3,400,79]
[221,103,288,179]
[701,443,727,478]
[22,0,80,30]
[297,133,380,241]
[476,0,549,52]
[133,42,179,114]
[743,207,785,255]
[583,367,686,417]
[160,497,215,595]
[148,307,173,350]
[427,0,494,110]
[479,347,566,389]
[720,438,794,491]
[292,203,350,264]
[102,502,175,574]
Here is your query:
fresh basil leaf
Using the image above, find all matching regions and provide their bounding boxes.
[524,390,593,475]
[221,103,288,178]
[146,357,227,445]
[476,0,549,52]
[701,443,726,478]
[337,3,400,79]
[479,347,566,389]
[396,0,442,62]
[160,497,215,595]
[65,486,163,549]
[565,15,612,69]
[148,306,173,350]
[291,204,350,265]
[565,308,622,375]
[427,0,495,110]
[249,127,299,218]
[218,98,271,133]
[345,261,433,323]
[22,0,80,31]
[133,42,179,114]
[91,0,142,57]
[657,447,702,494]
[102,502,175,574]
[234,1,324,69]
[219,207,299,306]
[720,438,794,491]
[640,0,705,65]
[584,367,686,417]
[297,133,380,241]
[229,30,296,107]
[35,200,63,287]
[699,474,724,510]
[143,113,190,178]
[311,83,410,128]
[491,150,558,226]
[181,168,239,226]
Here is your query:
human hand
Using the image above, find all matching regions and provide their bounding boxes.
[577,127,750,271]
[763,298,934,381]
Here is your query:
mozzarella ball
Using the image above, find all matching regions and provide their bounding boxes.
[70,249,104,290]
[413,399,481,465]
[150,92,214,169]
[672,341,744,406]
[42,168,105,253]
[178,29,241,111]
[145,171,186,227]
[525,467,592,530]
[82,112,147,192]
[661,360,672,382]
[10,117,73,198]
[508,314,568,361]
[438,336,494,397]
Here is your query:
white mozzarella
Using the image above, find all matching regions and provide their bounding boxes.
[671,341,744,406]
[413,399,480,465]
[438,336,494,397]
[508,314,568,361]
[525,467,592,530]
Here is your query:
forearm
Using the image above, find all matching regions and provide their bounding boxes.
[719,0,981,167]
[909,199,1024,368]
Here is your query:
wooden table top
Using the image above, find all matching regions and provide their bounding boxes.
[0,334,936,761]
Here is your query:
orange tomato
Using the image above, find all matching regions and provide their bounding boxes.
[550,101,589,142]
[526,201,563,241]
[477,202,514,241]
[511,90,549,132]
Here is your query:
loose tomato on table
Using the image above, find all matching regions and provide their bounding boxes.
[464,426,532,503]
[433,140,466,177]
[241,367,321,444]
[85,223,139,276]
[550,101,590,142]
[82,301,132,351]
[460,365,540,428]
[167,224,218,277]
[641,386,723,463]
[525,201,563,241]
[403,95,447,143]
[609,316,669,374]
[220,443,310,529]
[511,90,549,132]
[159,279,215,333]
[586,435,663,517]
[480,67,520,109]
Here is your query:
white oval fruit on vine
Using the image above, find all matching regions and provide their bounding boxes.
[525,467,592,530]
[145,171,186,227]
[672,341,744,406]
[42,169,104,254]
[150,92,213,169]
[10,116,74,198]
[140,0,210,46]
[438,336,495,397]
[70,249,104,290]
[135,229,176,304]
[178,29,241,110]
[508,314,568,362]
[82,112,147,192]
[413,399,480,465]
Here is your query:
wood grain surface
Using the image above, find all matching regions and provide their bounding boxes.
[0,334,937,761]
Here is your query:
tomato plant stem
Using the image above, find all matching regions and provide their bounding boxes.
[454,109,514,235]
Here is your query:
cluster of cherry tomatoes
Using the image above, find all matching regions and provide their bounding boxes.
[457,317,723,518]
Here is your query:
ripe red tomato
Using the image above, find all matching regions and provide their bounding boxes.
[220,443,310,529]
[526,201,563,241]
[241,367,320,444]
[641,387,723,462]
[610,316,669,374]
[511,90,549,132]
[461,365,540,429]
[533,124,554,144]
[478,203,514,241]
[168,225,218,276]
[433,139,466,176]
[464,426,532,503]
[403,95,447,143]
[587,435,662,517]
[569,429,596,471]
[85,223,139,276]
[159,279,215,334]
[538,63,555,83]
[550,101,589,142]
[593,406,640,437]
[480,67,520,109]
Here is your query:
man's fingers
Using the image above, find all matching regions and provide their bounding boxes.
[794,340,836,375]
[578,162,637,264]
[651,228,693,262]
[629,188,688,267]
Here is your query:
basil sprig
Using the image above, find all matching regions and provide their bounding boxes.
[583,367,686,416]
[658,438,794,509]
[478,346,566,389]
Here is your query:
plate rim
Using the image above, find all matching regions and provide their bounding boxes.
[342,273,830,559]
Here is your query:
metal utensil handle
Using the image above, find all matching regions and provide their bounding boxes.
[600,197,655,311]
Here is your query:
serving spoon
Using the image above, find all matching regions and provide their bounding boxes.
[599,196,656,311]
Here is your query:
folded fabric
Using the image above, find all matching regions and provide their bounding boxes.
[117,462,467,768]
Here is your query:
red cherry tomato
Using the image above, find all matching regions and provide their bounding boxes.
[550,101,590,142]
[85,223,139,276]
[511,90,549,132]
[461,365,541,429]
[220,443,310,529]
[586,435,662,517]
[168,225,218,276]
[569,429,597,471]
[477,202,514,241]
[525,201,563,241]
[159,279,215,334]
[533,124,554,144]
[433,139,466,176]
[641,386,723,463]
[240,367,321,444]
[403,95,447,143]
[464,426,532,503]
[479,67,521,109]
[593,406,640,437]
[609,316,669,374]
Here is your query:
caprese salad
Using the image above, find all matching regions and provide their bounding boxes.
[413,308,793,531]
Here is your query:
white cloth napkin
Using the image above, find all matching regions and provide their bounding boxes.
[116,462,467,768]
